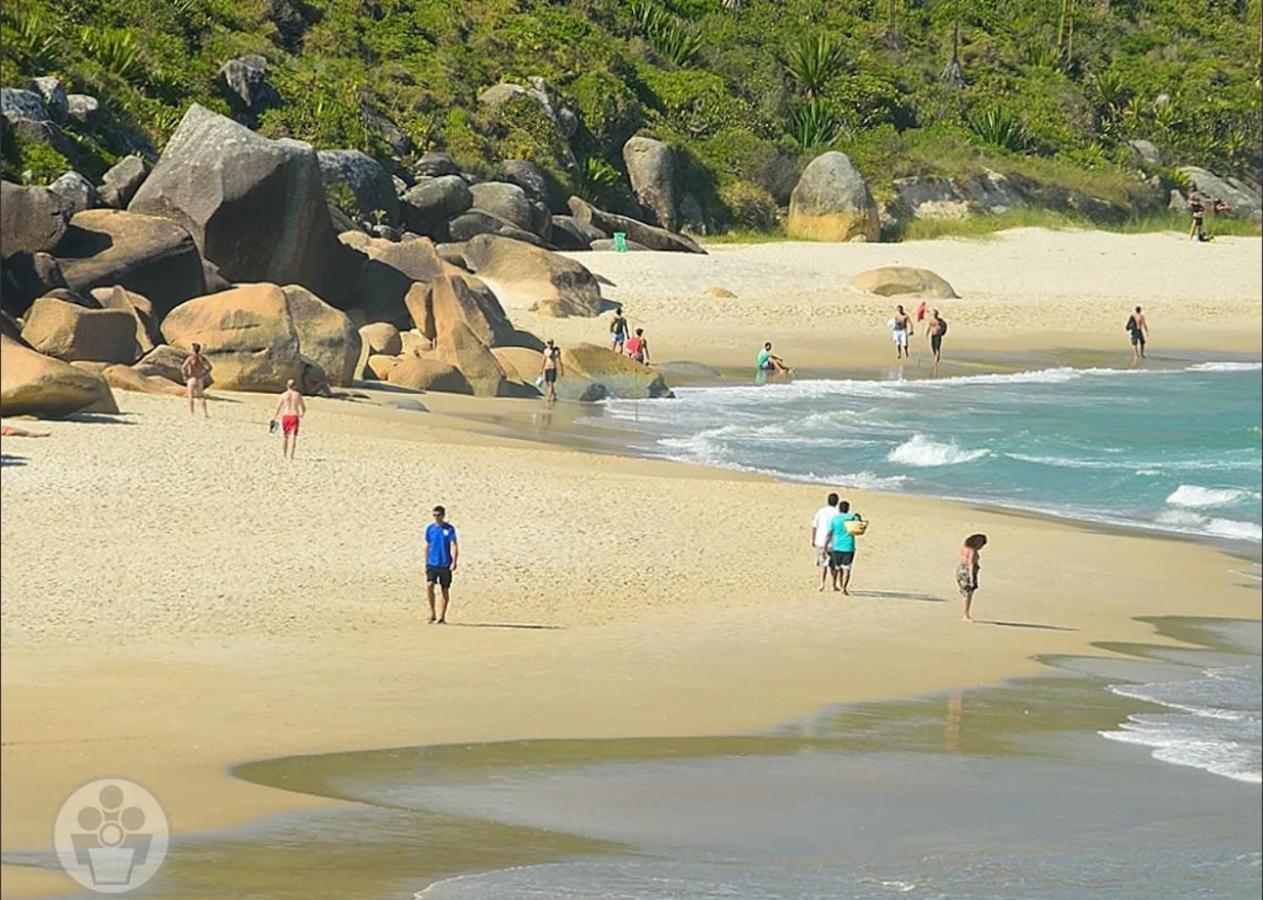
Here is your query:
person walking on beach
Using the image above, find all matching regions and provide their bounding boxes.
[756,342,790,374]
[826,500,863,595]
[626,328,651,365]
[1126,306,1148,363]
[540,339,563,402]
[181,343,212,417]
[610,306,629,354]
[957,533,987,622]
[424,505,459,624]
[890,305,913,360]
[272,379,306,459]
[811,492,841,591]
[1188,192,1206,241]
[928,309,947,368]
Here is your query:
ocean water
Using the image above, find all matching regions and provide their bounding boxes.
[600,362,1263,543]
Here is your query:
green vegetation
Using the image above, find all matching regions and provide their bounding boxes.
[1,0,1258,236]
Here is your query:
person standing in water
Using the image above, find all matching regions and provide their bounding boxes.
[540,339,563,402]
[424,504,459,624]
[826,500,862,595]
[928,309,947,369]
[957,533,987,622]
[1126,306,1148,363]
[811,492,841,591]
[891,305,913,360]
[626,328,650,364]
[272,378,306,459]
[610,306,629,354]
[181,343,212,417]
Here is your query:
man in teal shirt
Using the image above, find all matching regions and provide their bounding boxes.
[756,342,789,374]
[826,500,862,595]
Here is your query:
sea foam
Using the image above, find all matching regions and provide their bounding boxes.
[887,434,989,467]
[1166,484,1258,509]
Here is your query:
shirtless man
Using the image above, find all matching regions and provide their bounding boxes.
[181,343,212,417]
[1126,306,1149,364]
[272,379,306,459]
[891,305,913,360]
[540,339,563,403]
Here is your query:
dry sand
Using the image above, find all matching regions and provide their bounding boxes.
[2,228,1260,895]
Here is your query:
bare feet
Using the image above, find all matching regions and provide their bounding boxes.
[841,589,850,596]
[426,615,436,624]
[435,618,446,625]
[818,584,825,592]
[963,615,974,623]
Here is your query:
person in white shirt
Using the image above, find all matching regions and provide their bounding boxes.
[810,492,841,591]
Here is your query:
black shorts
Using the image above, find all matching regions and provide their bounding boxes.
[1130,330,1144,346]
[544,368,558,384]
[426,565,452,588]
[931,334,943,353]
[830,550,855,570]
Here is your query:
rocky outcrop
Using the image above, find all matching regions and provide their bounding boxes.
[48,172,99,215]
[1179,167,1262,221]
[490,346,543,384]
[469,181,540,234]
[623,136,677,230]
[338,232,457,327]
[787,152,879,242]
[400,175,473,236]
[1,87,74,156]
[53,209,207,318]
[98,156,148,209]
[850,267,958,299]
[129,104,344,300]
[415,152,460,178]
[566,197,703,254]
[590,238,649,251]
[217,54,280,127]
[408,272,517,348]
[447,210,549,246]
[359,322,402,356]
[549,215,607,250]
[560,343,673,399]
[281,284,361,386]
[0,333,119,417]
[160,283,305,391]
[133,344,191,383]
[19,297,140,363]
[91,285,158,356]
[66,94,100,130]
[498,159,555,209]
[477,78,579,177]
[28,76,68,123]
[432,319,512,397]
[884,176,970,225]
[1,181,70,257]
[318,149,401,226]
[385,357,473,394]
[462,235,603,317]
[99,363,186,397]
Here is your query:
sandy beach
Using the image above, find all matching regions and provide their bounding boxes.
[2,229,1260,896]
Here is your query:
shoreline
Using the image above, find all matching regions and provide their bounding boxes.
[3,229,1261,896]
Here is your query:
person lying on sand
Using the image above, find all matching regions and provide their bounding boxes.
[957,533,987,622]
[756,342,790,374]
[0,424,50,437]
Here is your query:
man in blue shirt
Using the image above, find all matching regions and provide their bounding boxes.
[826,500,862,596]
[424,505,459,624]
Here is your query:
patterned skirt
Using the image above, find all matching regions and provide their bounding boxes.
[956,563,978,594]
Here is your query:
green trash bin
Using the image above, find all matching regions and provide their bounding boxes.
[612,231,628,252]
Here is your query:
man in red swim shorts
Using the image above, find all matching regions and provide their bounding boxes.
[271,379,306,459]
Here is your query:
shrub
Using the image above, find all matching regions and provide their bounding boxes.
[787,98,844,151]
[569,70,645,156]
[574,154,623,207]
[719,179,778,230]
[967,105,1028,153]
[784,33,845,99]
[79,26,143,82]
[695,128,798,202]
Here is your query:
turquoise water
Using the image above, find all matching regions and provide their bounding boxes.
[602,362,1263,544]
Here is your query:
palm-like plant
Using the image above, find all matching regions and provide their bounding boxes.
[79,26,142,81]
[8,9,58,69]
[652,20,702,67]
[785,34,845,99]
[575,155,622,207]
[788,99,843,150]
[967,105,1028,152]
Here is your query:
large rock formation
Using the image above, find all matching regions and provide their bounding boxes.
[339,232,492,328]
[385,357,473,394]
[160,283,305,391]
[462,235,603,317]
[406,272,516,348]
[433,320,512,397]
[217,54,279,127]
[566,197,703,254]
[281,285,361,386]
[359,322,402,356]
[469,181,539,234]
[128,104,345,299]
[92,286,158,356]
[0,333,119,417]
[19,297,140,363]
[850,267,958,299]
[98,156,148,209]
[549,214,607,250]
[446,210,549,247]
[47,172,99,216]
[787,152,879,242]
[318,149,401,226]
[53,209,207,318]
[1,181,70,257]
[400,175,472,236]
[623,136,677,230]
[1179,166,1262,221]
[560,343,673,399]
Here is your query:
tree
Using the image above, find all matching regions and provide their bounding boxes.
[940,4,964,87]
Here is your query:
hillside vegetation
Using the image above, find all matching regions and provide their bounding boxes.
[3,0,1260,232]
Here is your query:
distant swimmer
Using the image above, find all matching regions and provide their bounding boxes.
[540,339,563,403]
[610,306,629,354]
[756,341,790,375]
[272,378,306,459]
[890,305,913,360]
[424,504,459,624]
[1126,306,1148,364]
[957,533,987,622]
[811,491,841,592]
[181,342,212,418]
[626,328,651,365]
[825,499,863,595]
[928,308,947,367]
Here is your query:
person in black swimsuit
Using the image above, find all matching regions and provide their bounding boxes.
[540,339,563,402]
[1127,306,1148,363]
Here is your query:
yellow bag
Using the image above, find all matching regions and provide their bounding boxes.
[844,518,868,536]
